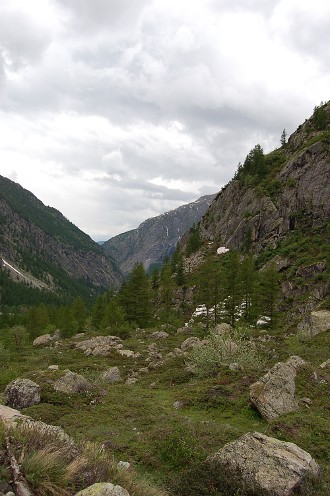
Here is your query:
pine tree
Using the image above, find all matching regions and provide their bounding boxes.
[280,129,287,146]
[119,263,153,327]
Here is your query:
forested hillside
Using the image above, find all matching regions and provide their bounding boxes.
[0,175,122,306]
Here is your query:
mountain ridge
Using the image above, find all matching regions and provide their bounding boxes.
[103,193,216,274]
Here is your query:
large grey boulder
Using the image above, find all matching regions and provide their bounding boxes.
[4,379,40,410]
[75,483,130,496]
[181,337,201,351]
[54,371,92,394]
[100,367,121,384]
[33,334,52,346]
[207,431,320,496]
[249,356,305,421]
[75,336,122,356]
[298,310,330,338]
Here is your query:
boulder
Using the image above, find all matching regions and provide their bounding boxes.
[320,358,330,369]
[100,367,121,384]
[249,356,305,421]
[75,336,122,356]
[4,379,40,410]
[117,349,140,358]
[33,334,52,346]
[212,323,232,335]
[75,483,130,496]
[207,431,320,496]
[181,337,201,351]
[54,371,92,394]
[150,330,169,339]
[298,310,330,338]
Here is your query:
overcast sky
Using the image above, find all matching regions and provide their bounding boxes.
[0,0,329,240]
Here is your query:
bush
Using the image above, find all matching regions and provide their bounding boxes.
[187,327,263,377]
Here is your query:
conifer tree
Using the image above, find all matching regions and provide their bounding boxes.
[119,263,153,327]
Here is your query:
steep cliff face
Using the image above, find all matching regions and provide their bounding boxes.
[200,104,330,254]
[103,194,216,275]
[0,176,122,300]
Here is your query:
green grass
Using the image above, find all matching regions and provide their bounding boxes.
[1,325,329,495]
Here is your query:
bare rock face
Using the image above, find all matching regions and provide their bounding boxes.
[249,356,305,421]
[207,431,320,496]
[298,310,330,338]
[54,371,92,394]
[75,482,130,496]
[100,367,121,384]
[4,379,41,410]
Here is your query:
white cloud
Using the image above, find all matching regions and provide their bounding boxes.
[0,0,329,240]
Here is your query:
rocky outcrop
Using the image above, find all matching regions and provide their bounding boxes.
[103,194,216,275]
[4,379,40,410]
[200,135,330,254]
[75,483,130,496]
[249,356,305,421]
[298,310,330,338]
[54,371,92,394]
[207,431,320,496]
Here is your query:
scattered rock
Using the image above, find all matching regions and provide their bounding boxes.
[118,349,140,358]
[181,337,201,351]
[4,379,41,410]
[76,336,122,356]
[300,397,312,406]
[149,330,169,339]
[33,334,52,346]
[212,323,232,335]
[176,326,192,334]
[74,482,130,496]
[298,310,330,338]
[207,431,320,496]
[117,461,130,470]
[100,367,121,384]
[48,365,59,370]
[125,378,137,385]
[138,367,149,374]
[54,371,92,394]
[320,358,330,369]
[173,400,185,409]
[249,356,305,421]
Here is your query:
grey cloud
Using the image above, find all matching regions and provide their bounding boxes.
[0,5,52,69]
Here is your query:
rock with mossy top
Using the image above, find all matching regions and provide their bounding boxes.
[74,482,130,496]
[53,371,92,394]
[207,431,320,496]
[4,378,41,410]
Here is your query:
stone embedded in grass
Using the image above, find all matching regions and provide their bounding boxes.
[74,482,130,496]
[149,330,169,339]
[33,333,53,346]
[4,378,41,410]
[100,367,121,384]
[53,371,92,394]
[207,431,320,496]
[298,310,330,338]
[249,356,305,421]
[181,337,201,351]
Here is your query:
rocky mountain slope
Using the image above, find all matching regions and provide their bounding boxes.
[0,175,122,303]
[183,102,330,316]
[103,194,216,275]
